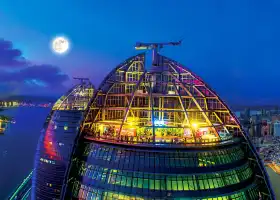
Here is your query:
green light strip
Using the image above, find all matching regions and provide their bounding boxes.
[21,188,32,200]
[9,170,33,199]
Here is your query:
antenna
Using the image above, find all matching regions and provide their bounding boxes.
[73,77,89,84]
[135,40,183,66]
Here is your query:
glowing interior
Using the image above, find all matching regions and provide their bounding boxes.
[83,54,241,145]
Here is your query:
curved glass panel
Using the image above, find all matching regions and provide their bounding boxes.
[82,142,245,170]
[31,81,94,199]
[52,82,94,111]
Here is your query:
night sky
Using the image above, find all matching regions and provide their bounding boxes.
[0,0,279,105]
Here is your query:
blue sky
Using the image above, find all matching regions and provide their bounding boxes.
[0,0,279,105]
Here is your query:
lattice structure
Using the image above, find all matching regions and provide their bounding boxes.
[83,53,240,145]
[53,80,94,111]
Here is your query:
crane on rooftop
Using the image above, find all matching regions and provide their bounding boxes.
[135,40,183,51]
[135,40,183,66]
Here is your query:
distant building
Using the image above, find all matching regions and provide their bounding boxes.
[271,115,280,122]
[250,115,262,137]
[274,121,280,137]
[244,108,251,120]
[261,119,272,136]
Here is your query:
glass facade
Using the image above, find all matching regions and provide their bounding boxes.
[62,53,275,199]
[64,141,259,199]
[31,82,94,199]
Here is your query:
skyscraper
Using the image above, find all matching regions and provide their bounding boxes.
[31,79,94,199]
[58,43,275,199]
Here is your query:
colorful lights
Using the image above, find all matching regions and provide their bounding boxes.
[191,123,198,129]
[127,117,139,126]
[154,120,166,126]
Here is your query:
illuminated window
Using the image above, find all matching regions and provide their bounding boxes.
[46,183,52,187]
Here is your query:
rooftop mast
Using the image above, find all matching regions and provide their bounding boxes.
[135,40,183,66]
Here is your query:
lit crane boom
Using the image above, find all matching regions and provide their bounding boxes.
[135,40,183,66]
[135,40,182,50]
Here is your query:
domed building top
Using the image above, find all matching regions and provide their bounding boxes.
[52,78,94,111]
[82,52,239,147]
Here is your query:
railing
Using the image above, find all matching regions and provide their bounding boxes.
[84,130,236,147]
[8,170,33,200]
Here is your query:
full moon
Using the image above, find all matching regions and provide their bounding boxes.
[51,36,70,55]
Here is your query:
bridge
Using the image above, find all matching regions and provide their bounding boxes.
[8,170,33,200]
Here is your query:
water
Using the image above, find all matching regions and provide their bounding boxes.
[266,167,280,199]
[0,107,50,199]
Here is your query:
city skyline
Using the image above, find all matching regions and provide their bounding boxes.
[1,0,280,104]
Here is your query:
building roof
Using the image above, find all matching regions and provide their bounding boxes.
[52,80,94,111]
[82,53,242,146]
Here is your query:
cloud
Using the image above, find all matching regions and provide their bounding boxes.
[18,64,69,87]
[0,39,70,96]
[0,65,69,86]
[0,39,28,67]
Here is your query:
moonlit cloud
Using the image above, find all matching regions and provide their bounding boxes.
[0,39,70,96]
[0,38,29,67]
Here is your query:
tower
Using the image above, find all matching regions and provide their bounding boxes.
[33,42,274,200]
[31,78,94,199]
[61,42,274,199]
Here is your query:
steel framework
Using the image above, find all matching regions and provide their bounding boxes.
[82,53,240,145]
[52,78,94,111]
[73,45,275,199]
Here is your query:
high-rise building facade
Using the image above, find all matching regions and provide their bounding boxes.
[31,80,94,199]
[274,121,280,137]
[59,52,275,200]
